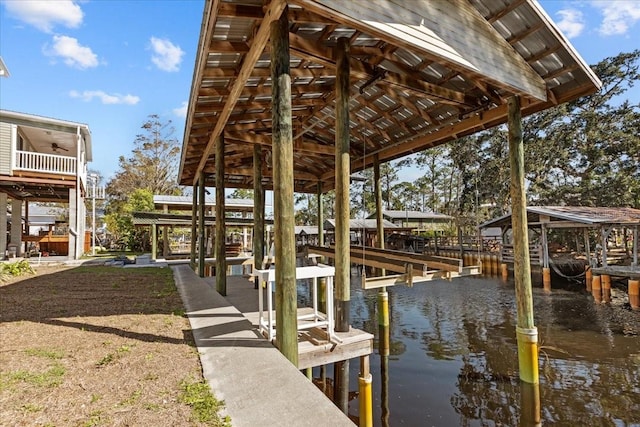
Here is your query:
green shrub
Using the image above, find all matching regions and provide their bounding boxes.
[1,260,35,281]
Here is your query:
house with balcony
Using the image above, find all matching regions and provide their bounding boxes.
[0,110,92,259]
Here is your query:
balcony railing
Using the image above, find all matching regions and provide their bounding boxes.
[15,150,77,176]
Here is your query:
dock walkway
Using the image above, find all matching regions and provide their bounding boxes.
[171,265,354,427]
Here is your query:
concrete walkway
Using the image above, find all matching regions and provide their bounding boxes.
[171,265,354,427]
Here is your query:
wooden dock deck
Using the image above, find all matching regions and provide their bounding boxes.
[205,274,373,370]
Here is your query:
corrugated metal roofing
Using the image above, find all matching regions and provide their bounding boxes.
[179,0,601,193]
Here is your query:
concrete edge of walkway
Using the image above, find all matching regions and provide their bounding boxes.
[171,264,355,427]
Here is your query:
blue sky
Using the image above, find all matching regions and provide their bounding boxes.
[0,0,639,184]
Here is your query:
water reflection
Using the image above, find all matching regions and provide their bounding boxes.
[348,275,640,426]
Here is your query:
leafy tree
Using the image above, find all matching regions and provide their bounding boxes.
[524,50,640,207]
[295,190,336,225]
[230,189,254,199]
[106,114,182,205]
[104,188,154,251]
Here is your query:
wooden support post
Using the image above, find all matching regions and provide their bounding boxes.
[378,290,389,327]
[359,355,373,427]
[334,36,351,414]
[542,268,551,293]
[162,225,169,258]
[374,154,385,277]
[253,144,265,289]
[335,36,351,333]
[216,135,227,296]
[584,229,591,267]
[501,263,509,281]
[317,182,326,312]
[592,275,602,304]
[633,226,638,267]
[585,266,592,291]
[198,171,206,278]
[151,224,157,261]
[629,280,639,310]
[601,227,610,267]
[190,182,197,268]
[602,274,611,304]
[508,96,538,384]
[541,222,551,292]
[379,324,390,427]
[271,8,298,366]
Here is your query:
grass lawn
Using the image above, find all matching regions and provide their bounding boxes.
[0,264,230,427]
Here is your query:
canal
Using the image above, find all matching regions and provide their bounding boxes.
[334,274,640,426]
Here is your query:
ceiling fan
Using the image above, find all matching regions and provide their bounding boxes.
[51,142,69,152]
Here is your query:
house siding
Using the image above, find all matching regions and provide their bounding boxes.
[0,121,12,175]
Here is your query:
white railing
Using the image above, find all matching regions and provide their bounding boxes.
[15,150,77,176]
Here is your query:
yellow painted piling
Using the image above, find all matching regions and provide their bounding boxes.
[516,326,539,384]
[359,356,373,427]
[501,263,509,281]
[592,275,602,304]
[378,290,389,327]
[542,268,551,293]
[629,280,639,310]
[602,275,611,304]
[585,266,592,292]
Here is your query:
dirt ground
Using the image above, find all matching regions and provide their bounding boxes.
[0,264,227,427]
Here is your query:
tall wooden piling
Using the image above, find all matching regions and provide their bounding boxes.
[501,263,509,281]
[602,275,611,304]
[190,182,198,268]
[542,268,551,293]
[379,324,390,427]
[333,36,351,413]
[585,266,592,291]
[592,275,602,304]
[215,135,227,295]
[508,96,538,384]
[198,171,206,277]
[374,154,385,278]
[629,280,639,310]
[271,8,297,365]
[253,144,265,289]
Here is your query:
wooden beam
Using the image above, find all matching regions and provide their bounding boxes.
[194,0,287,184]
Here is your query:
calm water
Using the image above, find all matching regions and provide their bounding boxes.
[336,275,640,426]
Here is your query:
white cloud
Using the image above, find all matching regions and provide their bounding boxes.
[555,9,585,39]
[592,0,640,36]
[149,37,184,72]
[3,0,83,33]
[69,90,140,105]
[45,35,98,69]
[173,101,188,118]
